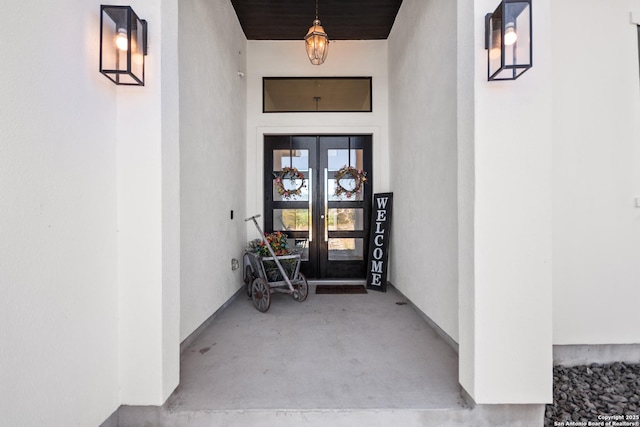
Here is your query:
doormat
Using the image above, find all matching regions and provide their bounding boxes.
[315,285,368,294]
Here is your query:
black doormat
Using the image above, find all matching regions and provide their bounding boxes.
[315,285,368,294]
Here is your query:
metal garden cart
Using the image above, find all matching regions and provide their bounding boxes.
[243,214,309,312]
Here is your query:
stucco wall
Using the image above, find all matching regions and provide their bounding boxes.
[390,0,553,403]
[388,0,460,342]
[456,0,477,396]
[0,1,120,425]
[116,0,181,405]
[179,0,248,341]
[552,0,640,345]
[469,0,553,403]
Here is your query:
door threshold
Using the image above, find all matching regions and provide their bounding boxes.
[307,279,366,286]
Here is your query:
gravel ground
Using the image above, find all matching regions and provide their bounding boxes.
[545,362,640,426]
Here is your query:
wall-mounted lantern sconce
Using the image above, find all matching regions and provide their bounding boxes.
[485,0,532,81]
[100,5,148,86]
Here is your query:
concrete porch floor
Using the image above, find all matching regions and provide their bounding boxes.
[114,284,544,427]
[173,283,463,411]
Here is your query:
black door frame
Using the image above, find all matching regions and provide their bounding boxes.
[264,135,319,276]
[264,134,373,279]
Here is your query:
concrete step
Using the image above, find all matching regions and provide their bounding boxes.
[115,404,544,427]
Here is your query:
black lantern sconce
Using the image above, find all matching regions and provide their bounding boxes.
[100,5,148,86]
[485,0,532,81]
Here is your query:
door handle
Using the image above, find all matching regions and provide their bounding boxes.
[324,168,328,242]
[308,168,312,242]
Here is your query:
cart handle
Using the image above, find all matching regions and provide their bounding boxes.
[244,213,295,292]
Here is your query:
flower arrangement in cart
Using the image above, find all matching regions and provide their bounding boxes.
[334,165,367,198]
[248,231,290,256]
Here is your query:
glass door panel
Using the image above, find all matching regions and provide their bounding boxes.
[327,149,363,170]
[272,149,310,201]
[327,238,365,261]
[273,149,309,171]
[292,238,310,262]
[327,208,364,231]
[272,180,309,201]
[328,148,365,201]
[273,209,310,231]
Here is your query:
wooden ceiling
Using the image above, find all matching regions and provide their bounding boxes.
[230,0,403,40]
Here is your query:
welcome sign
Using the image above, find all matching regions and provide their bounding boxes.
[366,193,393,292]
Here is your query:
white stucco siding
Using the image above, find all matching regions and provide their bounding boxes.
[470,0,554,404]
[552,0,640,344]
[0,1,120,425]
[179,0,248,341]
[116,0,182,406]
[388,0,460,344]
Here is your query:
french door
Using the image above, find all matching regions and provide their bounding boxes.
[264,135,373,279]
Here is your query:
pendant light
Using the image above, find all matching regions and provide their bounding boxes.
[304,0,329,65]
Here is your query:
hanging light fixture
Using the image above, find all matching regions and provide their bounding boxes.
[304,0,329,65]
[485,0,532,81]
[100,5,148,86]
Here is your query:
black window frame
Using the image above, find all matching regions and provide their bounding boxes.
[262,77,373,113]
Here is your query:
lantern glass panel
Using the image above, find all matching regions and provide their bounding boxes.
[505,2,531,67]
[130,18,145,82]
[488,14,503,78]
[101,7,128,74]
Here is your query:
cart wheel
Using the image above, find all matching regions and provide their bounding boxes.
[244,265,254,297]
[292,272,309,302]
[251,278,271,312]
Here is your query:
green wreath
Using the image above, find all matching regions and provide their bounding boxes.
[274,167,305,199]
[334,165,367,198]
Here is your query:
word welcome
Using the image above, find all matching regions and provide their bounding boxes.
[366,193,393,292]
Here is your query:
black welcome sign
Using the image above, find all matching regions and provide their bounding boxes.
[366,192,393,292]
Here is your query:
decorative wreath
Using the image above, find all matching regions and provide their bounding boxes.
[334,165,367,198]
[274,167,305,199]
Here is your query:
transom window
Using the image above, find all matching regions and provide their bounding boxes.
[263,77,372,113]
